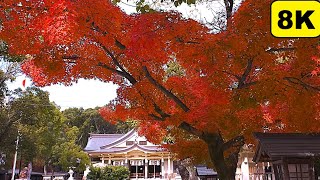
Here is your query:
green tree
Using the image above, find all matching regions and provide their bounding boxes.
[0,62,21,145]
[63,107,118,148]
[114,119,137,134]
[51,126,90,172]
[62,107,137,148]
[7,87,63,164]
[0,87,90,172]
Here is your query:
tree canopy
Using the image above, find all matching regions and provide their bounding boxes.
[0,0,319,179]
[0,86,90,173]
[62,107,136,148]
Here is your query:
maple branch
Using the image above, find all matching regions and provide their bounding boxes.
[142,66,190,112]
[97,62,129,78]
[222,135,244,151]
[178,122,204,138]
[91,21,135,51]
[147,103,171,121]
[97,43,137,85]
[153,103,171,119]
[224,0,234,19]
[283,77,320,91]
[240,81,257,88]
[238,58,254,89]
[175,37,200,44]
[149,114,165,121]
[63,55,132,82]
[221,70,241,81]
[225,137,244,171]
[115,39,126,50]
[62,55,80,60]
[142,66,206,138]
[136,89,171,121]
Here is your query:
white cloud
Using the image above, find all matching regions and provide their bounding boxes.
[7,76,118,110]
[42,79,118,110]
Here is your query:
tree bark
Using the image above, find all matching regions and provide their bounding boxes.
[176,160,190,180]
[202,133,244,180]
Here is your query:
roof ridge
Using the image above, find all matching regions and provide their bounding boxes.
[89,133,123,136]
[100,129,136,149]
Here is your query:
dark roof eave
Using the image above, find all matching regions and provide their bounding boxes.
[253,132,320,162]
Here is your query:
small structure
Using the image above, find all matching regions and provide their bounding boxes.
[235,144,270,180]
[67,169,74,180]
[253,132,320,180]
[84,129,176,179]
[195,165,218,180]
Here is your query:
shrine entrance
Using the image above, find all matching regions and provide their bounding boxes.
[129,159,162,179]
[129,160,144,179]
[148,160,161,178]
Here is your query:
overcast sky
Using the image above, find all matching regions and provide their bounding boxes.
[7,76,118,110]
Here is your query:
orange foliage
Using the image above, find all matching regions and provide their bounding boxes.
[1,0,320,163]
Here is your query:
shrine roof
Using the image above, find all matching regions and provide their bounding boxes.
[84,129,167,154]
[253,132,320,162]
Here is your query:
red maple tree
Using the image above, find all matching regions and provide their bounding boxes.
[1,0,319,179]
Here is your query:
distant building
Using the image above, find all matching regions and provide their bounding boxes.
[195,165,218,180]
[84,129,179,179]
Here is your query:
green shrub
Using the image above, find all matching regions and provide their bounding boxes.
[87,165,130,180]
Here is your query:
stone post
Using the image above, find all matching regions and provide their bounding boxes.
[67,169,74,180]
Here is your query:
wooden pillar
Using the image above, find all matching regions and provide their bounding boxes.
[145,159,148,179]
[101,156,105,164]
[168,157,171,175]
[161,158,164,179]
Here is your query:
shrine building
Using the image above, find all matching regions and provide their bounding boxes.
[84,129,178,179]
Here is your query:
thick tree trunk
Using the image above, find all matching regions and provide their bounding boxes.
[207,145,236,180]
[177,158,198,180]
[202,133,244,180]
[176,160,190,180]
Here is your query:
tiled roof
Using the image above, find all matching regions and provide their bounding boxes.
[100,129,136,149]
[84,129,167,154]
[195,166,218,176]
[253,132,320,162]
[87,144,164,153]
[84,133,124,151]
